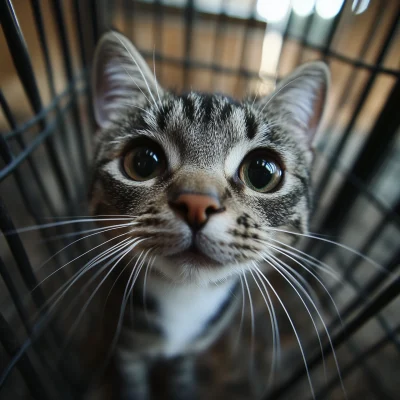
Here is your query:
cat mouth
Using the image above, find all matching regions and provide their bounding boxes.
[167,244,222,266]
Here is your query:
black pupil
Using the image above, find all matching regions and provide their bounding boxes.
[247,158,275,189]
[133,148,159,178]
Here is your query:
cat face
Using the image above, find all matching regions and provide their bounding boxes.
[90,32,329,284]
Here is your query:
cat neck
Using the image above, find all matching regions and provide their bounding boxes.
[145,273,239,356]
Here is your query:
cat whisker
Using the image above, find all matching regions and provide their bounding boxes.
[243,272,261,397]
[262,253,327,380]
[32,226,138,292]
[249,265,280,389]
[143,252,156,322]
[5,217,136,235]
[32,237,135,322]
[96,247,151,379]
[102,251,143,320]
[259,240,343,325]
[0,237,139,384]
[61,238,146,351]
[252,265,316,399]
[43,214,134,219]
[256,236,340,282]
[261,227,382,271]
[261,253,346,397]
[232,275,246,356]
[271,250,324,314]
[42,223,133,242]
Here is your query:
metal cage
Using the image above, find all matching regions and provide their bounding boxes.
[0,0,399,399]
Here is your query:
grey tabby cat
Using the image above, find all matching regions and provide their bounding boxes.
[90,31,329,400]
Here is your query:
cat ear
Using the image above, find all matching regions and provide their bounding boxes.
[92,31,162,128]
[257,62,329,143]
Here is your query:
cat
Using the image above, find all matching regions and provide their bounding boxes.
[88,31,329,400]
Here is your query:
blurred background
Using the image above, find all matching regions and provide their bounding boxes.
[0,0,399,399]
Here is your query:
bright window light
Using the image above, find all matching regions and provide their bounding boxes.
[352,0,370,15]
[292,0,316,17]
[256,0,291,23]
[316,0,345,19]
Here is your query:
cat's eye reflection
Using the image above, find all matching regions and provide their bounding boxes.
[123,145,166,181]
[239,152,283,193]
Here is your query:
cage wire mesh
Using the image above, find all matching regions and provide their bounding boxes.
[0,0,399,399]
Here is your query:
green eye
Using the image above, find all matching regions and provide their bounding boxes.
[123,144,165,181]
[239,152,283,193]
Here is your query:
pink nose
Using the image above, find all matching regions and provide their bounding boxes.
[169,193,224,229]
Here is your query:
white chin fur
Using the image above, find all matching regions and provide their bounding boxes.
[151,255,251,286]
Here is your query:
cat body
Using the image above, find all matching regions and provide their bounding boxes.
[89,31,329,399]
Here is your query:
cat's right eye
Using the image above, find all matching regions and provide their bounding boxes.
[123,143,166,181]
[239,151,283,193]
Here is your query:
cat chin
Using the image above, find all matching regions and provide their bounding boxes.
[150,255,251,286]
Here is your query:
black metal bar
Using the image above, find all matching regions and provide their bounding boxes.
[327,199,400,302]
[0,197,47,308]
[0,258,74,400]
[0,0,44,123]
[29,0,83,199]
[1,83,87,182]
[183,0,195,88]
[295,13,317,66]
[210,0,229,89]
[320,3,386,154]
[233,0,259,97]
[0,313,52,400]
[317,75,400,237]
[153,0,164,83]
[275,11,294,74]
[328,246,400,335]
[51,0,89,183]
[0,127,67,277]
[313,6,400,205]
[0,90,57,216]
[312,325,400,400]
[1,92,81,280]
[267,278,400,399]
[0,257,33,335]
[123,0,135,38]
[72,0,96,149]
[321,1,346,60]
[0,0,75,211]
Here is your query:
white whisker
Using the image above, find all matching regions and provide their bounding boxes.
[62,238,145,347]
[33,226,137,291]
[263,252,346,397]
[263,227,382,271]
[262,252,327,380]
[7,218,136,235]
[249,266,280,389]
[263,241,343,325]
[253,265,315,399]
[232,275,246,356]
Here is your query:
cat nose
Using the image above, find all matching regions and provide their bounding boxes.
[169,193,224,229]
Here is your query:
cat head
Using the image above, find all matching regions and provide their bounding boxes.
[90,31,329,285]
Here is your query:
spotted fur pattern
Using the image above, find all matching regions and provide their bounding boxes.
[90,32,329,399]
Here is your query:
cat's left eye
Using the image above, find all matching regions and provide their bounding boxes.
[239,151,283,193]
[123,143,165,181]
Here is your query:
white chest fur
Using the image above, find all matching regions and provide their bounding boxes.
[146,278,236,356]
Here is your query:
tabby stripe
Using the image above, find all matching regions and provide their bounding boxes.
[244,109,258,139]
